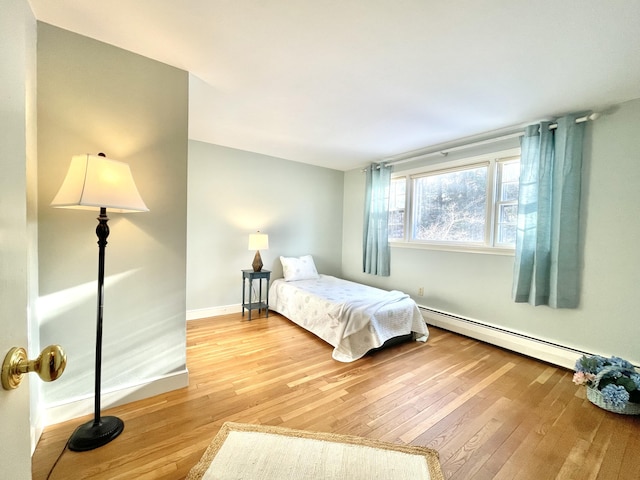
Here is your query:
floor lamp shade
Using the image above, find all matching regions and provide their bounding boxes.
[51,153,147,452]
[51,154,148,212]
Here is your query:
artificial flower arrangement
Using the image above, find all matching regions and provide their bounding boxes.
[573,355,640,414]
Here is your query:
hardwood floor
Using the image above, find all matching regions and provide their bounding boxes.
[32,313,640,479]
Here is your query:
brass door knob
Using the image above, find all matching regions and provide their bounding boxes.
[1,345,67,390]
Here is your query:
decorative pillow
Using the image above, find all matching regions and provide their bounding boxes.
[280,255,319,282]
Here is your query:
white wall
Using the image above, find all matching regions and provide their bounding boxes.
[37,24,189,422]
[342,99,640,366]
[187,140,344,316]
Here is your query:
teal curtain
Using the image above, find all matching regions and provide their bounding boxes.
[512,115,585,308]
[363,163,391,276]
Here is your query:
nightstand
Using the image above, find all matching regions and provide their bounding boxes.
[241,269,270,320]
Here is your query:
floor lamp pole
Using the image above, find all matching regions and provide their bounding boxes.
[68,207,125,452]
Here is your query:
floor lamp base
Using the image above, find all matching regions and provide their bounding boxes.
[68,416,124,452]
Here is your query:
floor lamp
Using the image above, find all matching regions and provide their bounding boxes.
[51,153,148,452]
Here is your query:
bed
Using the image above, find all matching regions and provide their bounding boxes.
[268,255,429,362]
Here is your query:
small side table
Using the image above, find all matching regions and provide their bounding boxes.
[242,269,270,320]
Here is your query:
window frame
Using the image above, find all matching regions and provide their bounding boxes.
[389,148,520,256]
[493,156,521,248]
[387,174,409,241]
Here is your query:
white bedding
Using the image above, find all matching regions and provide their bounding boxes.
[268,274,428,362]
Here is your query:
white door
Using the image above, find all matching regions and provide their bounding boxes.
[1,0,36,478]
[0,219,32,478]
[0,135,33,478]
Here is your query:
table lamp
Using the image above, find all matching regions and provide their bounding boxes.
[248,231,269,272]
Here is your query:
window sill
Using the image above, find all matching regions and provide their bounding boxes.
[389,241,515,256]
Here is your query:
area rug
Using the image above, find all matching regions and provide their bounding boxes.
[186,422,444,480]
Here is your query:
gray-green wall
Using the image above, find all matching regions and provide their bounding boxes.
[342,98,640,365]
[32,19,639,425]
[37,24,189,408]
[187,140,344,313]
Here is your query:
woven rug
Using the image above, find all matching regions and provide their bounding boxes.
[186,422,444,480]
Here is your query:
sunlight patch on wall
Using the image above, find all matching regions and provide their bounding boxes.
[38,269,141,325]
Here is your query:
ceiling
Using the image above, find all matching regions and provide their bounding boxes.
[28,1,640,171]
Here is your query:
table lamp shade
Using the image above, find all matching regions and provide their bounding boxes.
[51,154,148,212]
[248,233,269,251]
[248,232,268,272]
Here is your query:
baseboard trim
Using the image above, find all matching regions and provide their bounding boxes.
[419,306,587,370]
[187,304,242,321]
[31,410,43,455]
[44,368,190,426]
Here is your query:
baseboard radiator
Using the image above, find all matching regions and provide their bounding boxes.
[418,306,589,370]
[189,303,603,370]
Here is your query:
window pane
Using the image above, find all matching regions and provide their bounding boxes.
[496,160,520,247]
[498,224,517,244]
[501,182,519,201]
[501,162,520,183]
[412,166,487,242]
[499,204,518,224]
[388,177,406,240]
[499,161,520,201]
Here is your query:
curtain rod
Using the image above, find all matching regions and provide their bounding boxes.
[363,112,599,171]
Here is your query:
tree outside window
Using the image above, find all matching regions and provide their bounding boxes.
[388,151,520,251]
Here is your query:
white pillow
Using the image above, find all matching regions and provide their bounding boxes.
[280,255,319,281]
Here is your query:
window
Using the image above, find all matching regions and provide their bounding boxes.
[388,150,520,252]
[388,177,406,240]
[412,164,488,243]
[494,159,520,246]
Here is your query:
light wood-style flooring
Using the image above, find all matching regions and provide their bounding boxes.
[32,312,640,479]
